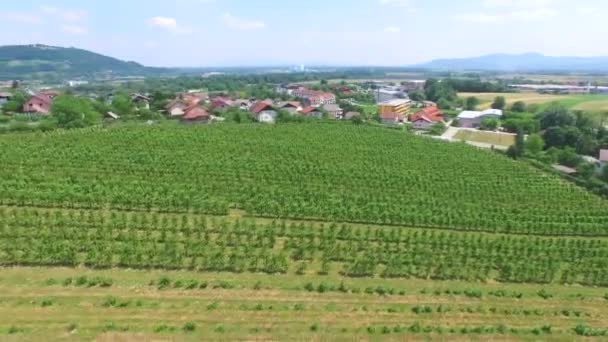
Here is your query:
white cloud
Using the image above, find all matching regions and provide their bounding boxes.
[457,0,558,23]
[40,5,87,22]
[456,13,500,23]
[61,25,88,35]
[384,26,401,33]
[148,16,192,33]
[222,13,266,30]
[0,12,44,24]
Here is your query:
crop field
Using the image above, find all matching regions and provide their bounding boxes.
[0,123,607,340]
[460,92,608,112]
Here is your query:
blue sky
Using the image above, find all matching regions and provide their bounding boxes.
[0,0,606,67]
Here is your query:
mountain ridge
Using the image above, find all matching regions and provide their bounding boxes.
[0,44,166,79]
[414,53,608,72]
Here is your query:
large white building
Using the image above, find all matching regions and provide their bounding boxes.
[457,109,503,128]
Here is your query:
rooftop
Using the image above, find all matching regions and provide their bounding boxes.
[458,109,503,119]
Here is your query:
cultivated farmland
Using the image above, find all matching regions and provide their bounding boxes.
[461,92,608,112]
[0,123,607,340]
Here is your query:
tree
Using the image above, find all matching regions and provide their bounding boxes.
[557,147,582,167]
[543,127,566,149]
[480,118,499,131]
[515,129,525,156]
[111,93,134,118]
[525,134,545,155]
[537,104,574,129]
[437,98,451,110]
[429,122,447,136]
[408,90,426,102]
[424,79,457,102]
[511,101,527,113]
[601,165,608,182]
[491,96,506,110]
[2,92,27,113]
[50,95,102,129]
[465,96,479,111]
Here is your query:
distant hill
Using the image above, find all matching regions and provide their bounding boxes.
[0,44,167,79]
[415,53,608,72]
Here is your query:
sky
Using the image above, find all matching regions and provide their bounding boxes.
[0,0,607,67]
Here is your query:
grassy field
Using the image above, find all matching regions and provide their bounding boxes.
[454,129,516,147]
[1,266,607,341]
[460,92,608,112]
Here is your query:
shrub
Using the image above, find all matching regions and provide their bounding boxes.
[537,289,553,300]
[214,325,225,333]
[207,301,220,310]
[157,276,171,290]
[184,279,199,290]
[253,281,262,290]
[75,276,88,287]
[62,277,73,287]
[44,278,58,286]
[66,323,77,333]
[310,323,319,332]
[182,322,196,332]
[40,298,54,307]
[304,282,315,292]
[294,303,305,311]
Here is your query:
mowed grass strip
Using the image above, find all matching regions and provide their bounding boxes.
[0,267,607,341]
[453,130,516,147]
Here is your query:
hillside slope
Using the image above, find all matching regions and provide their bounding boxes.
[0,123,606,235]
[416,52,608,72]
[0,44,163,79]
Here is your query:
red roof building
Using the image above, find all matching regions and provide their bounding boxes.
[250,101,274,114]
[210,97,233,110]
[292,88,336,107]
[410,106,444,130]
[22,93,57,114]
[181,105,210,122]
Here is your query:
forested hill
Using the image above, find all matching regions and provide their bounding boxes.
[0,44,167,79]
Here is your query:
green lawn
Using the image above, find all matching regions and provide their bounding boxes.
[454,129,516,147]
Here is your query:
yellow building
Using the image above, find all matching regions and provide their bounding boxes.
[378,99,412,121]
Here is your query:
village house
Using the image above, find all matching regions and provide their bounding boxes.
[210,97,234,110]
[251,101,277,124]
[130,93,151,110]
[276,101,302,114]
[181,105,210,124]
[410,106,445,131]
[22,91,58,114]
[301,106,323,118]
[375,88,407,103]
[322,104,344,120]
[234,99,255,111]
[344,111,361,120]
[166,99,190,117]
[276,84,302,95]
[378,99,411,125]
[457,109,503,129]
[600,149,608,166]
[292,88,336,107]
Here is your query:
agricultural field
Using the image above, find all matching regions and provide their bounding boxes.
[453,129,516,147]
[0,123,607,340]
[461,92,608,112]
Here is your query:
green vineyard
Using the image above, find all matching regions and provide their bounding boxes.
[1,123,608,340]
[1,207,607,286]
[0,123,606,235]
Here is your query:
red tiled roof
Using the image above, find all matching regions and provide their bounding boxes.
[251,101,274,114]
[411,106,444,123]
[182,105,210,120]
[301,106,318,114]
